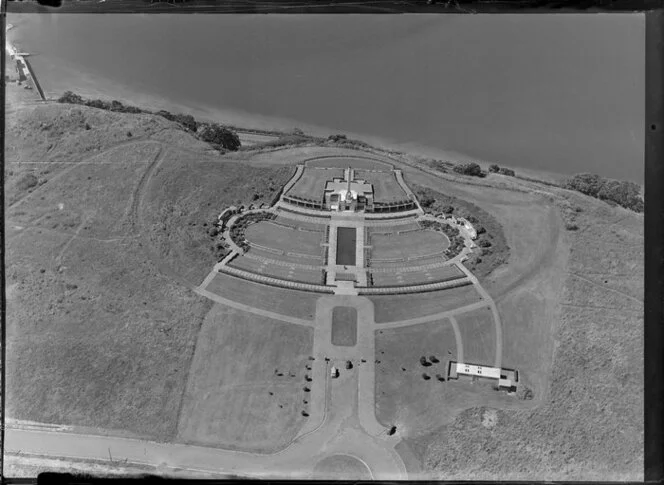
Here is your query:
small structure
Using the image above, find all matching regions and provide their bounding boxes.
[324,168,374,212]
[447,361,518,391]
[330,366,339,378]
[457,217,478,240]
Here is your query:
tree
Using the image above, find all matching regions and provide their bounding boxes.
[453,162,482,177]
[441,205,455,214]
[198,124,241,151]
[173,113,198,132]
[499,167,515,176]
[563,173,605,198]
[488,164,500,173]
[597,179,644,213]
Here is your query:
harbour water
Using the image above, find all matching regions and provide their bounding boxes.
[7,13,645,182]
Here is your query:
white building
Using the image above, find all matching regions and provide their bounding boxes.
[447,361,517,390]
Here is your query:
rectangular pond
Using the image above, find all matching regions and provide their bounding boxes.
[336,227,357,266]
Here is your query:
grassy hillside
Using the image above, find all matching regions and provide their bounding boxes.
[4,100,295,440]
[404,190,643,480]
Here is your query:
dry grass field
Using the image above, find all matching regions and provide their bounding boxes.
[244,221,324,256]
[331,307,358,346]
[371,284,483,323]
[5,229,211,440]
[177,304,313,452]
[205,272,320,319]
[3,100,302,442]
[140,148,294,285]
[455,307,496,367]
[370,230,448,260]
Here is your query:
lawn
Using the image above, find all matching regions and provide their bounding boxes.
[177,304,313,452]
[244,221,324,256]
[355,170,407,202]
[305,156,393,170]
[287,168,343,200]
[375,320,509,438]
[205,272,321,320]
[331,307,358,346]
[228,256,325,285]
[371,264,462,287]
[371,285,483,323]
[455,307,496,367]
[370,230,448,260]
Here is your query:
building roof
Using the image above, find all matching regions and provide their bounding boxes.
[325,180,373,195]
[454,362,501,379]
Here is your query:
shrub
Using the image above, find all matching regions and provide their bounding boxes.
[84,123,91,130]
[479,239,492,248]
[419,194,435,208]
[126,131,132,137]
[498,167,515,176]
[58,91,84,104]
[517,386,534,400]
[156,110,175,121]
[488,164,500,173]
[453,162,482,177]
[198,123,241,151]
[16,173,39,191]
[441,205,455,214]
[85,99,110,110]
[328,134,347,142]
[173,113,198,132]
[565,223,579,231]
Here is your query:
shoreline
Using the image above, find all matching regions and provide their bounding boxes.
[7,17,632,188]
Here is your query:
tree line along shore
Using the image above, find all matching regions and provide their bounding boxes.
[55,91,644,215]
